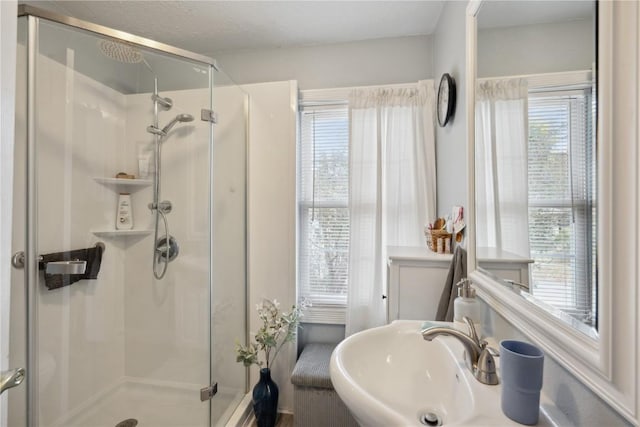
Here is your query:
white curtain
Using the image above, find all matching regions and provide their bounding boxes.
[346,81,436,336]
[475,78,530,258]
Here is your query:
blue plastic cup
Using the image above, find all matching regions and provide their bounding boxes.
[500,340,544,425]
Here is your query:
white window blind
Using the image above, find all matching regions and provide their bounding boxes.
[527,90,596,326]
[298,105,350,318]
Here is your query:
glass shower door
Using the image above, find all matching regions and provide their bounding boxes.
[12,13,221,427]
[210,69,249,426]
[6,15,29,427]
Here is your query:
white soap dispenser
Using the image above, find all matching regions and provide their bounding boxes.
[453,278,481,333]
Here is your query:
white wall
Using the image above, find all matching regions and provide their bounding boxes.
[0,2,17,426]
[244,81,298,412]
[296,323,345,356]
[216,35,436,358]
[214,35,433,90]
[478,19,594,78]
[433,1,468,218]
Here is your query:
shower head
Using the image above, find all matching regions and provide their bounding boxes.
[98,39,143,64]
[98,39,153,73]
[146,114,195,138]
[162,114,194,135]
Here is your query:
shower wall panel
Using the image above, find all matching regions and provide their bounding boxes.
[122,89,210,387]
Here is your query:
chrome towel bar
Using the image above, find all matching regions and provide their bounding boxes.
[11,242,105,269]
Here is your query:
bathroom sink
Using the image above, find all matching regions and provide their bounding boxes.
[330,320,557,426]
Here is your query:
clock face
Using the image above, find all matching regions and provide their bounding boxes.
[438,74,455,127]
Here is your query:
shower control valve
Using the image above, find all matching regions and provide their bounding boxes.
[158,200,172,214]
[149,200,173,214]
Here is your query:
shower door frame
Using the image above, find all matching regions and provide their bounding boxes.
[18,5,218,70]
[17,6,221,426]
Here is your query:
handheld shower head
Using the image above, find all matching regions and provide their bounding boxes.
[161,114,194,135]
[147,113,194,138]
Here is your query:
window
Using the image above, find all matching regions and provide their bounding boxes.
[297,105,350,322]
[527,89,596,326]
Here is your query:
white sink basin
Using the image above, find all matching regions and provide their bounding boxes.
[330,320,558,427]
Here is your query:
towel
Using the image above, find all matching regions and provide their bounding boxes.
[39,244,104,290]
[435,246,467,321]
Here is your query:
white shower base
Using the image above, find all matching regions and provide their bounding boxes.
[51,378,244,427]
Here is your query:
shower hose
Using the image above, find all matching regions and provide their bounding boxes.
[153,208,170,280]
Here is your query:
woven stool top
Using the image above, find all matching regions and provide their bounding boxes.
[291,343,336,389]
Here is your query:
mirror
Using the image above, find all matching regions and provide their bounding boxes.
[473,0,597,332]
[468,2,639,422]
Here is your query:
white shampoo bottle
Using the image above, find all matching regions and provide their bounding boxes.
[116,193,133,230]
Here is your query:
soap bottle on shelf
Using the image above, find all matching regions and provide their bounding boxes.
[453,278,481,334]
[116,193,133,230]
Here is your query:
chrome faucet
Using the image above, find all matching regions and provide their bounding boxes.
[421,317,499,385]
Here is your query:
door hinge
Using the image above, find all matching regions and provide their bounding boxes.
[200,382,218,401]
[201,109,218,124]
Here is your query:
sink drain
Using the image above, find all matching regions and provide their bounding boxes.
[419,411,443,426]
[115,419,138,427]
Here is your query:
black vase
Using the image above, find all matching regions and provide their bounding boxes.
[252,368,279,427]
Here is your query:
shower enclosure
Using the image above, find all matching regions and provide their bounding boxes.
[7,6,248,426]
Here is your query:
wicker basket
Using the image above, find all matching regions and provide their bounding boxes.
[425,229,452,252]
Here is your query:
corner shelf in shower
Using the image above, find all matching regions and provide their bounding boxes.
[94,177,152,192]
[91,229,153,238]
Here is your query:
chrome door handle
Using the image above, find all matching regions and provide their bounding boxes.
[0,368,26,395]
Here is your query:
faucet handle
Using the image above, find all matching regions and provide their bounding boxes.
[480,341,500,358]
[462,316,480,346]
[474,347,499,385]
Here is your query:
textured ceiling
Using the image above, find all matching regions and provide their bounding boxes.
[22,1,445,55]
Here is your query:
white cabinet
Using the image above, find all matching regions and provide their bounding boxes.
[477,247,534,290]
[386,247,452,322]
[386,246,534,322]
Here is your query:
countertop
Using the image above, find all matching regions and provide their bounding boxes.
[387,246,453,262]
[387,246,534,264]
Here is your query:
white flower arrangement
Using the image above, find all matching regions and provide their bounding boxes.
[236,299,310,369]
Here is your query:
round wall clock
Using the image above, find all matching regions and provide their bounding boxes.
[437,73,456,127]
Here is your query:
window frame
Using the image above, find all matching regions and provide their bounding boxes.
[526,90,596,325]
[296,94,351,324]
